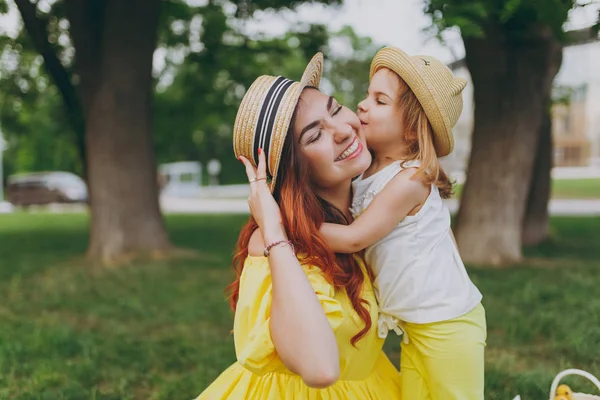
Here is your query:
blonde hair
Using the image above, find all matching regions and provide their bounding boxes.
[388,70,454,199]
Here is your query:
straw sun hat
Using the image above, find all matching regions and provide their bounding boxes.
[233,52,324,192]
[370,46,467,157]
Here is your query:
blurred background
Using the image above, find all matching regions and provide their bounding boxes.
[0,0,599,399]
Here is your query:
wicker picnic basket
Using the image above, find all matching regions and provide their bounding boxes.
[513,369,600,400]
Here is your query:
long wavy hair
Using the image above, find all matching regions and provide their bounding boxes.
[226,95,372,346]
[387,69,454,198]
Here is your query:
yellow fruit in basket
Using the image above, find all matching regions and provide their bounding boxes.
[556,384,573,400]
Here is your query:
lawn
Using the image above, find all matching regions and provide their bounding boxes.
[454,178,600,199]
[551,178,600,199]
[0,213,598,399]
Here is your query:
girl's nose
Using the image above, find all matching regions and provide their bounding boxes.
[357,99,368,114]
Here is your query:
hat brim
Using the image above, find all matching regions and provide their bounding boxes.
[300,52,323,88]
[233,53,324,193]
[370,47,453,157]
[267,52,323,192]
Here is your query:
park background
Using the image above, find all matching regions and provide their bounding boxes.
[0,0,599,399]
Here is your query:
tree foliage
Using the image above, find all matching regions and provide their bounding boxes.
[425,0,576,40]
[326,26,379,110]
[1,0,373,186]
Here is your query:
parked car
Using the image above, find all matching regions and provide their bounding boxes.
[6,171,88,206]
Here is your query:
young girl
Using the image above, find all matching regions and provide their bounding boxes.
[320,46,486,399]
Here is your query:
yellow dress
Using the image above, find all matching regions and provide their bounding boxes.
[196,256,402,399]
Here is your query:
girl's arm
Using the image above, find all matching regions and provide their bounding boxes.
[240,151,340,389]
[321,168,430,253]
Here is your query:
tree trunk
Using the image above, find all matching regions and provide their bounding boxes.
[67,0,171,264]
[522,48,563,247]
[521,98,553,247]
[455,29,562,265]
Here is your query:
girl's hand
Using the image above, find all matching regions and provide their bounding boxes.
[239,149,286,242]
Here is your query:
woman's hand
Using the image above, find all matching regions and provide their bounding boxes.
[240,150,340,387]
[239,149,286,242]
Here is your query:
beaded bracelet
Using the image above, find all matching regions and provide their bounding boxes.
[263,239,294,257]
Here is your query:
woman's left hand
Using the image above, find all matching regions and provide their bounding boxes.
[239,149,286,241]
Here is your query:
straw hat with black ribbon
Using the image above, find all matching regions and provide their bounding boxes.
[233,52,324,192]
[370,46,467,157]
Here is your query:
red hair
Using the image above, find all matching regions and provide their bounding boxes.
[226,104,372,346]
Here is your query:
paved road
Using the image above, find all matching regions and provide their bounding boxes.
[5,195,599,216]
[160,196,600,216]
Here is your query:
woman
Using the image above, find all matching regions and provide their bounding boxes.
[195,53,401,399]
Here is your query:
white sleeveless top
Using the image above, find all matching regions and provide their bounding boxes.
[351,160,482,338]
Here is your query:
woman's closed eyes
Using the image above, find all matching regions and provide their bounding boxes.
[306,103,344,145]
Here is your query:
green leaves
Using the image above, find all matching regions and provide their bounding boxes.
[499,0,522,23]
[151,1,337,184]
[231,0,342,18]
[424,0,576,41]
[425,1,488,38]
[153,16,328,184]
[326,26,378,109]
[1,0,371,186]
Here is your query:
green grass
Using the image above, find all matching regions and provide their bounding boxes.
[551,178,600,199]
[454,178,600,199]
[0,213,599,399]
